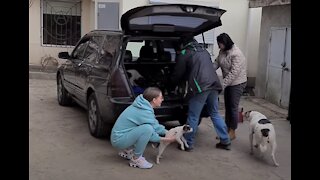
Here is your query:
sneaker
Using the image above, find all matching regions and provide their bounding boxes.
[118,149,133,160]
[216,142,231,150]
[177,144,194,152]
[129,156,153,169]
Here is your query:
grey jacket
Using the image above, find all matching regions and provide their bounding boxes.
[214,45,247,88]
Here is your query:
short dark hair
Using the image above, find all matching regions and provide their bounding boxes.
[143,87,162,102]
[217,33,234,51]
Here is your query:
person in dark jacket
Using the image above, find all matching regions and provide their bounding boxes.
[170,37,231,151]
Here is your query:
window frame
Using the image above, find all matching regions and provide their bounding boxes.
[40,0,82,47]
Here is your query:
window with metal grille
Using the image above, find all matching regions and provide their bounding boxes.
[41,0,81,47]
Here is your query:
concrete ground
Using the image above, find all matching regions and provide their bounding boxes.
[29,78,291,180]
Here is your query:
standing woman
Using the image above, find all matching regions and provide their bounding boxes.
[214,33,247,140]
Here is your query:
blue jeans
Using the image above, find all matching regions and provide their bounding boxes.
[184,89,230,147]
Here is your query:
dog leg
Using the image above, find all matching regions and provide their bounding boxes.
[271,142,279,167]
[181,136,189,148]
[249,132,254,155]
[254,133,264,158]
[156,143,168,164]
[176,137,185,150]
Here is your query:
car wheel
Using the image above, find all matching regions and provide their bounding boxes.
[57,75,72,106]
[88,93,108,138]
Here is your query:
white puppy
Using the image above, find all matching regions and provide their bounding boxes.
[243,111,279,167]
[153,125,193,164]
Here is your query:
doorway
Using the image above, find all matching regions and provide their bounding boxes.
[265,27,291,108]
[97,1,119,30]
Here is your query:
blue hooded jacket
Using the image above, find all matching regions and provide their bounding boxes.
[110,94,167,145]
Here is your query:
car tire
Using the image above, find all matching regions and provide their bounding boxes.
[88,93,108,138]
[57,75,72,106]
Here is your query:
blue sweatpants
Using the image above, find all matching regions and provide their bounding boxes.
[111,124,158,157]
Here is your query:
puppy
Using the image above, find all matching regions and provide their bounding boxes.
[153,125,193,164]
[243,111,279,167]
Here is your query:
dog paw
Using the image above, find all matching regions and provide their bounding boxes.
[152,143,160,148]
[274,163,279,167]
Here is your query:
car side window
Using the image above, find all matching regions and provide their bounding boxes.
[83,36,104,63]
[72,40,89,59]
[100,34,121,65]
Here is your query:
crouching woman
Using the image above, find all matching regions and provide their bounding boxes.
[110,87,176,169]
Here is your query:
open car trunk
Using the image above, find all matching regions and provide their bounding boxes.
[114,37,189,123]
[110,36,211,124]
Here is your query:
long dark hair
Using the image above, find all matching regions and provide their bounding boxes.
[143,87,162,102]
[217,33,234,51]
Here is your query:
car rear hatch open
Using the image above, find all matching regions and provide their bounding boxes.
[121,4,226,37]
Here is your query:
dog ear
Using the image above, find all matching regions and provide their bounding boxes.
[183,125,191,131]
[244,111,252,118]
[183,125,188,131]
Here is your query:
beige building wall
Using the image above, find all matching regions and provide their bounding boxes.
[82,0,94,34]
[245,7,262,86]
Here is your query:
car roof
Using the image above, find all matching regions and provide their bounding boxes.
[86,30,123,36]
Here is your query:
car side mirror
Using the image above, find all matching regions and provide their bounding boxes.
[58,52,70,59]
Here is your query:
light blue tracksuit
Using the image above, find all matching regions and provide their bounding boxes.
[110,94,167,157]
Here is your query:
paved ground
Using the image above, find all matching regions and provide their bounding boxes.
[29,79,291,180]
